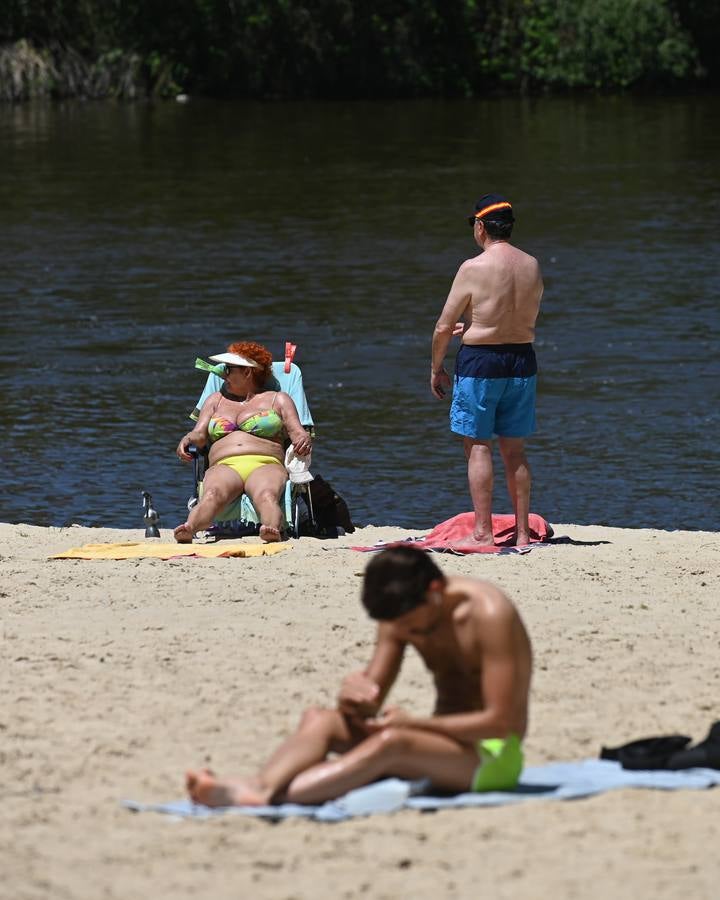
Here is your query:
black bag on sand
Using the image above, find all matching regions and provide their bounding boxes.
[600,735,692,770]
[600,721,720,771]
[299,475,355,537]
[665,721,720,770]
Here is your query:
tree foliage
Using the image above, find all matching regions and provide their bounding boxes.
[0,0,715,101]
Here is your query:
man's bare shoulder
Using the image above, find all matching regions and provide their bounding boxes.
[449,576,518,623]
[452,255,492,290]
[458,245,539,276]
[513,243,538,261]
[457,253,488,275]
[512,245,542,273]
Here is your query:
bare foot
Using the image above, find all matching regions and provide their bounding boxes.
[174,522,194,543]
[470,531,496,546]
[511,531,530,547]
[185,768,271,807]
[259,525,282,543]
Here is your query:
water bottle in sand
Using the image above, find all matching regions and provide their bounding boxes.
[141,491,161,538]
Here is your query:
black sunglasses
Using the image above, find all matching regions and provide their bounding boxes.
[467,215,480,227]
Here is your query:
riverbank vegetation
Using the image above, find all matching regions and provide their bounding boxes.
[1,0,717,102]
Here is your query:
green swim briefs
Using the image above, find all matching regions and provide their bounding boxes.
[471,734,524,792]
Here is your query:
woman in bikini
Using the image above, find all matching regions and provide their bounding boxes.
[174,341,312,543]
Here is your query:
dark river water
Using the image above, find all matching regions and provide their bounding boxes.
[1,96,718,533]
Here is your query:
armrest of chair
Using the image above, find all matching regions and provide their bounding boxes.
[187,444,209,494]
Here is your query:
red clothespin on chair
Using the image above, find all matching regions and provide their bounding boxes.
[284,341,297,373]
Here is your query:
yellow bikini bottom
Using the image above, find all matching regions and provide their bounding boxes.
[215,454,284,482]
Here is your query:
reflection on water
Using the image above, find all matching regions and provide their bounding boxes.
[1,97,718,531]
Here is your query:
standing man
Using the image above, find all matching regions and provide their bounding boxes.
[431,194,543,546]
[186,546,532,807]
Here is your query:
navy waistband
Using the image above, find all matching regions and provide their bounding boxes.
[455,343,538,378]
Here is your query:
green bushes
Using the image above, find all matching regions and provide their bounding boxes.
[0,0,714,101]
[477,0,701,91]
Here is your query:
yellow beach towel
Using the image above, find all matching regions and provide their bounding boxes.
[51,541,291,560]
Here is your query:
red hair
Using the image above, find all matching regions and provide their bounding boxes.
[227,341,273,383]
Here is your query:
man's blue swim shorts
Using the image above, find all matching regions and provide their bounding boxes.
[450,343,537,440]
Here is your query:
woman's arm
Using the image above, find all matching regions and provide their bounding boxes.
[274,391,312,456]
[176,393,219,460]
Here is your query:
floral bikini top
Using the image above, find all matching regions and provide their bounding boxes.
[208,393,284,442]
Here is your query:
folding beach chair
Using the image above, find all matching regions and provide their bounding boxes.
[187,347,316,539]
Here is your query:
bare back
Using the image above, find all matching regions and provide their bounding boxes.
[456,243,543,345]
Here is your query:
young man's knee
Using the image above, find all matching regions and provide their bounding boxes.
[370,726,414,760]
[298,705,338,731]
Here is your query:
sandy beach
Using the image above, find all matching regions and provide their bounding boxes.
[2,519,719,900]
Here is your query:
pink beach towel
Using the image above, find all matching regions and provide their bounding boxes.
[353,512,553,555]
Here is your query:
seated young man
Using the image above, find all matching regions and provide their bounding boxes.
[186,546,533,806]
